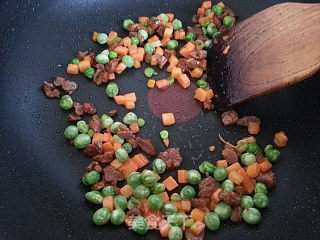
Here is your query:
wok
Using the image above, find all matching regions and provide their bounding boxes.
[0,0,319,239]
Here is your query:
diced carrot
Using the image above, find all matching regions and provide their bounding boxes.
[162,176,178,191]
[246,162,261,178]
[199,59,207,70]
[218,1,226,9]
[210,201,217,212]
[169,55,179,66]
[147,79,156,88]
[206,89,214,100]
[120,184,133,199]
[194,88,207,102]
[92,32,99,42]
[174,30,185,40]
[161,38,170,47]
[158,192,169,204]
[242,136,256,144]
[137,47,145,55]
[102,142,114,152]
[110,159,123,169]
[128,45,138,55]
[171,67,182,78]
[217,160,228,168]
[116,62,127,74]
[125,215,134,228]
[124,93,137,102]
[226,162,241,173]
[166,13,174,22]
[138,16,150,24]
[102,196,113,213]
[119,158,138,179]
[198,17,210,25]
[202,1,212,9]
[159,219,171,237]
[92,133,103,143]
[178,170,188,184]
[113,95,126,105]
[166,64,174,73]
[170,200,182,212]
[228,171,244,184]
[122,36,131,47]
[114,46,129,56]
[190,67,203,79]
[181,200,191,212]
[113,142,122,150]
[197,8,205,16]
[211,188,222,203]
[125,101,135,110]
[108,73,115,80]
[83,55,93,65]
[133,60,141,69]
[237,168,254,194]
[141,169,161,181]
[190,221,206,235]
[209,146,216,152]
[180,47,190,58]
[185,42,196,51]
[131,53,144,62]
[177,74,190,88]
[107,31,118,46]
[78,60,91,72]
[274,131,288,147]
[154,47,164,56]
[191,208,206,222]
[129,122,139,133]
[207,12,214,19]
[162,113,175,126]
[156,79,169,89]
[67,64,79,75]
[248,122,260,135]
[163,28,173,39]
[148,35,160,43]
[260,160,273,173]
[102,133,111,142]
[132,153,149,168]
[150,55,158,65]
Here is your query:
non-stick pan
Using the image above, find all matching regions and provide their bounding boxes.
[0,0,319,239]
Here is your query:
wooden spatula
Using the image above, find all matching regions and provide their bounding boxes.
[207,2,320,109]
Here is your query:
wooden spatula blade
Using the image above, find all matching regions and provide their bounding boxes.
[207,2,320,109]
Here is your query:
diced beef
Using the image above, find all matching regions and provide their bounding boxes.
[191,15,199,23]
[93,151,115,164]
[82,103,97,115]
[117,124,135,140]
[158,148,182,169]
[198,176,220,199]
[256,151,267,163]
[155,54,168,69]
[104,166,122,186]
[53,77,65,87]
[126,207,141,217]
[94,64,105,71]
[203,99,214,110]
[128,23,148,32]
[91,180,106,191]
[163,49,177,59]
[77,51,88,60]
[86,161,103,173]
[230,206,243,223]
[42,81,60,99]
[73,102,84,116]
[61,80,78,94]
[127,138,138,149]
[106,59,120,73]
[234,185,245,197]
[144,54,152,64]
[191,198,211,212]
[67,114,82,123]
[109,110,117,117]
[237,116,261,127]
[89,115,102,133]
[177,58,190,72]
[221,110,238,126]
[156,24,166,37]
[221,148,238,164]
[187,59,201,70]
[136,137,156,157]
[149,19,162,31]
[255,171,276,188]
[219,191,241,207]
[83,141,103,158]
[185,229,205,240]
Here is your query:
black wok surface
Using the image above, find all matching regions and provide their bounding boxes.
[1,0,320,239]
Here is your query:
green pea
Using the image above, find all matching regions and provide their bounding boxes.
[113,37,121,45]
[241,153,256,166]
[93,208,110,226]
[201,22,209,28]
[84,67,95,78]
[83,171,100,185]
[168,213,184,227]
[214,202,232,220]
[207,23,218,38]
[113,135,124,144]
[132,216,148,234]
[110,121,122,134]
[202,26,207,36]
[87,129,94,138]
[152,183,165,194]
[163,203,178,215]
[266,149,280,163]
[114,195,127,210]
[212,31,221,38]
[205,212,220,231]
[123,142,133,153]
[101,186,114,197]
[110,208,125,225]
[148,194,163,210]
[197,79,209,89]
[105,82,119,97]
[158,13,169,22]
[169,226,183,240]
[109,51,118,60]
[253,193,269,208]
[206,9,213,16]
[127,172,142,186]
[71,58,80,64]
[138,30,148,41]
[150,16,157,21]
[76,120,88,134]
[123,112,137,125]
[74,133,91,149]
[102,116,113,129]
[64,125,78,140]
[59,95,73,110]
[144,43,155,55]
[167,40,178,50]
[141,170,157,187]
[187,169,201,184]
[203,40,212,49]
[168,76,175,85]
[115,148,129,162]
[195,39,204,48]
[203,50,207,56]
[122,55,134,68]
[130,37,139,46]
[235,140,249,153]
[241,195,254,209]
[172,19,182,30]
[101,49,109,56]
[133,184,151,200]
[160,130,169,140]
[85,191,103,204]
[185,218,194,228]
[254,182,268,194]
[142,23,149,27]
[95,53,109,64]
[212,5,223,16]
[97,33,108,44]
[264,144,273,153]
[127,197,141,209]
[213,167,228,181]
[180,185,196,200]
[137,118,145,127]
[221,179,234,192]
[223,16,234,29]
[152,158,166,174]
[185,32,196,42]
[144,67,155,77]
[247,143,260,154]
[199,161,216,175]
[170,193,181,201]
[242,208,261,224]
[123,19,134,30]
[101,113,109,122]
